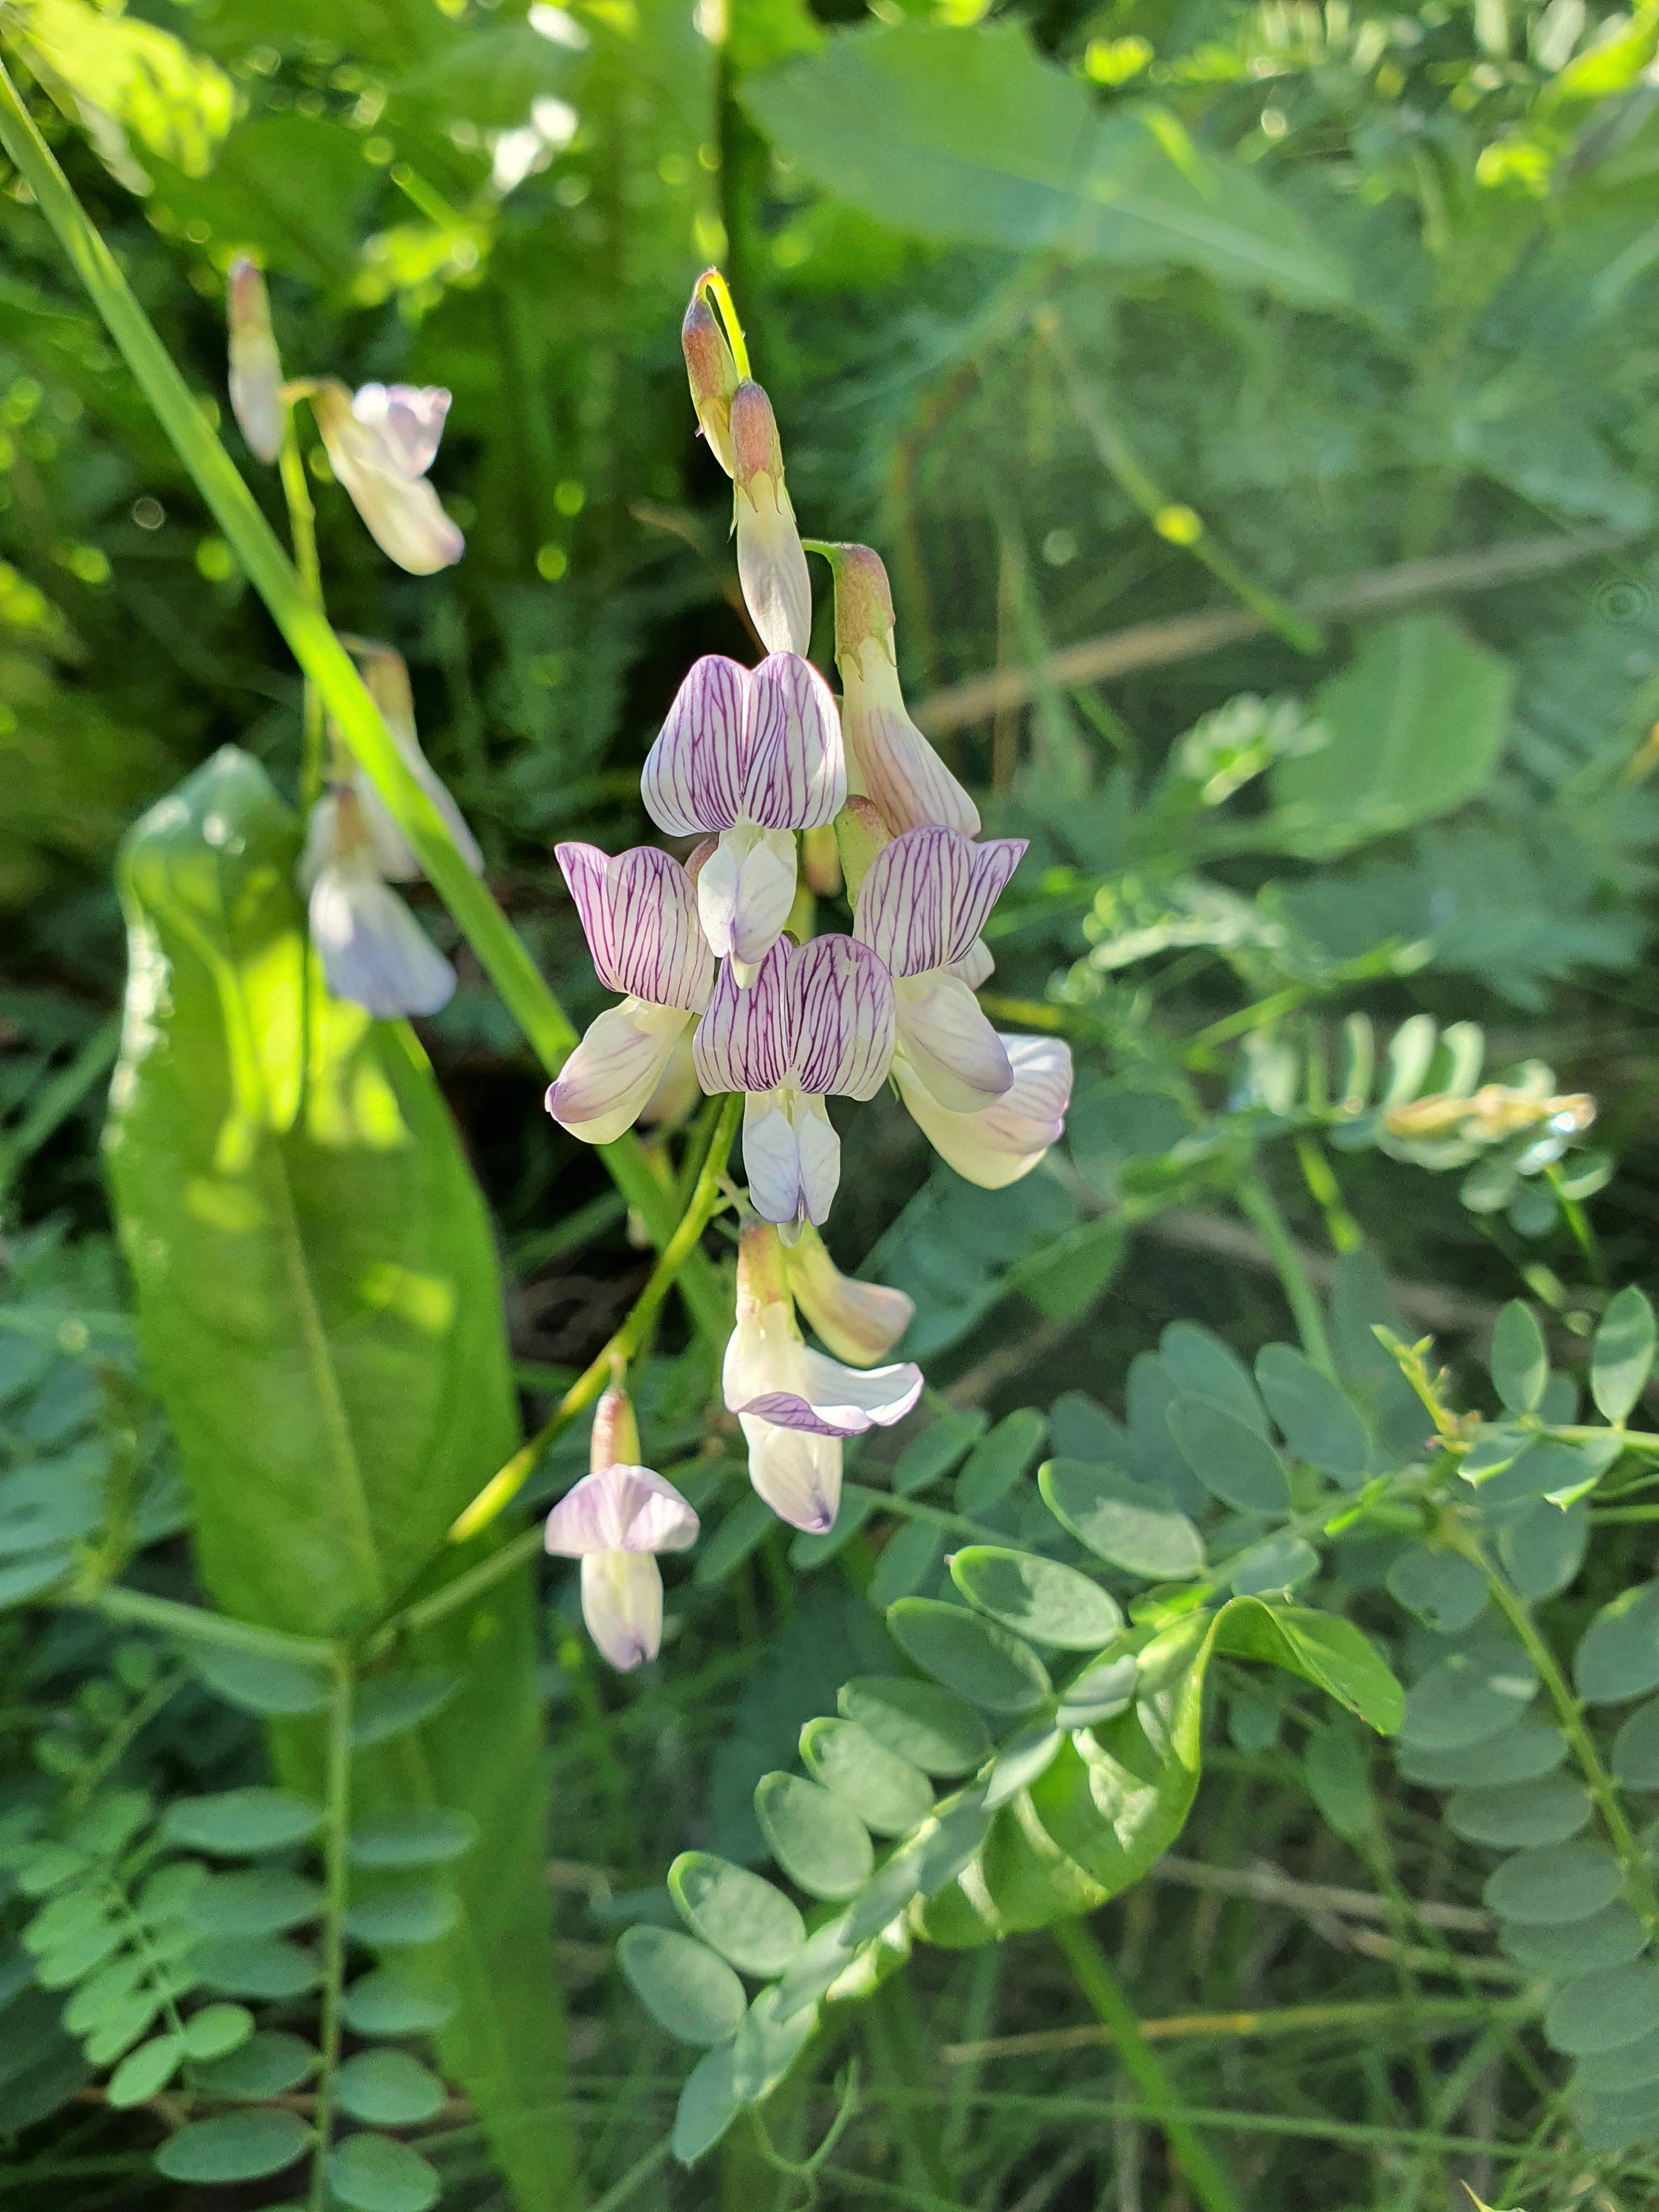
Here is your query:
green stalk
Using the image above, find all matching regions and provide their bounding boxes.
[276,418,327,808]
[0,61,724,1344]
[1051,1918,1240,2212]
[308,1653,356,2212]
[87,1584,340,1667]
[1236,1173,1337,1380]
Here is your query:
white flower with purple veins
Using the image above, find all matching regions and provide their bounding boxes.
[897,1032,1074,1190]
[546,844,714,1144]
[724,1225,922,1533]
[311,380,464,575]
[641,652,844,985]
[855,825,1026,1112]
[300,650,482,1020]
[545,1458,698,1671]
[827,544,980,838]
[694,934,894,1236]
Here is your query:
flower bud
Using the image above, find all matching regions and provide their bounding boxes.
[589,1380,641,1474]
[783,1222,915,1367]
[682,283,739,477]
[226,256,285,466]
[801,823,843,899]
[832,795,893,900]
[730,380,811,657]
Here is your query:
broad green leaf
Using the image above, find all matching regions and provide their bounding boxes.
[868,1519,945,1607]
[1160,1322,1269,1435]
[1546,1960,1659,2057]
[107,2032,184,2108]
[754,1774,874,1900]
[13,0,234,179]
[668,1854,805,1976]
[1498,1499,1588,1602]
[1385,1548,1489,1634]
[186,1869,323,1937]
[1165,1397,1289,1516]
[179,2004,252,2061]
[351,1672,463,1750]
[344,1883,458,1948]
[334,2049,448,2126]
[187,1644,330,1717]
[1228,1533,1319,1597]
[732,1984,819,2103]
[1268,616,1514,856]
[1400,1646,1538,1750]
[800,1719,934,1835]
[838,1677,991,1776]
[1254,1345,1372,1486]
[1398,1716,1565,1787]
[887,1598,1052,1714]
[1502,1900,1647,1974]
[190,1934,319,2001]
[741,22,1350,305]
[954,1410,1046,1514]
[161,1790,322,1856]
[1491,1301,1549,1415]
[326,2131,441,2212]
[1593,1287,1656,1423]
[1056,1654,1139,1729]
[673,2041,740,2165]
[617,1927,746,2048]
[1483,1841,1622,1925]
[1576,1582,1659,1703]
[695,1493,776,1586]
[340,1967,459,2037]
[1304,1726,1372,1841]
[1575,2021,1659,2092]
[1212,1600,1404,1733]
[890,1408,988,1495]
[190,2030,317,2100]
[1039,1459,1204,1579]
[1613,1698,1659,1787]
[1446,1776,1591,1848]
[348,1809,479,1869]
[949,1547,1123,1651]
[154,2109,313,2183]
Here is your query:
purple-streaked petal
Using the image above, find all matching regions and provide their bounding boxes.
[737,1348,922,1438]
[308,857,455,1019]
[735,477,812,658]
[693,942,793,1095]
[351,382,452,478]
[955,838,1026,961]
[741,653,845,830]
[641,654,748,836]
[783,1224,915,1365]
[793,936,895,1101]
[894,971,1013,1113]
[738,1415,841,1533]
[556,842,712,1012]
[696,825,797,972]
[854,827,1025,978]
[895,1033,1072,1189]
[741,1093,804,1229]
[579,1550,662,1669]
[545,1464,698,1556]
[843,640,979,837]
[546,1000,695,1145]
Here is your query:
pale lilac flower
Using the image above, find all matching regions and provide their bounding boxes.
[311,379,464,574]
[896,1032,1074,1189]
[641,652,844,985]
[693,935,894,1236]
[782,1221,914,1367]
[854,825,1025,1112]
[731,381,811,659]
[824,544,979,838]
[724,1225,922,1532]
[545,1386,698,1671]
[226,256,285,466]
[546,843,715,1145]
[299,647,481,1020]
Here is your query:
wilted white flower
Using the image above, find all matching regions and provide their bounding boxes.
[226,256,285,466]
[311,380,464,575]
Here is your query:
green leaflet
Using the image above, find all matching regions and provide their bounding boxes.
[103,751,572,2212]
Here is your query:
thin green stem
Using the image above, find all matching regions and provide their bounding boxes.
[83,1584,339,1666]
[1459,1533,1659,1934]
[0,1015,119,1198]
[369,1526,546,1655]
[1051,1918,1240,2212]
[1236,1173,1337,1380]
[0,61,724,1344]
[307,1652,355,2212]
[66,1664,188,1814]
[278,419,326,808]
[447,1093,742,1543]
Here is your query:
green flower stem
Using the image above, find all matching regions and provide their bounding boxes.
[0,60,725,1345]
[276,418,327,809]
[444,1092,743,1546]
[366,1523,546,1655]
[1236,1172,1338,1381]
[1051,1917,1241,2212]
[1457,1532,1659,1935]
[86,1583,340,1667]
[842,1483,1017,1548]
[308,1652,355,2212]
[0,1013,119,1197]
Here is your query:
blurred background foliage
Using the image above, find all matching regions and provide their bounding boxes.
[7,0,1659,2201]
